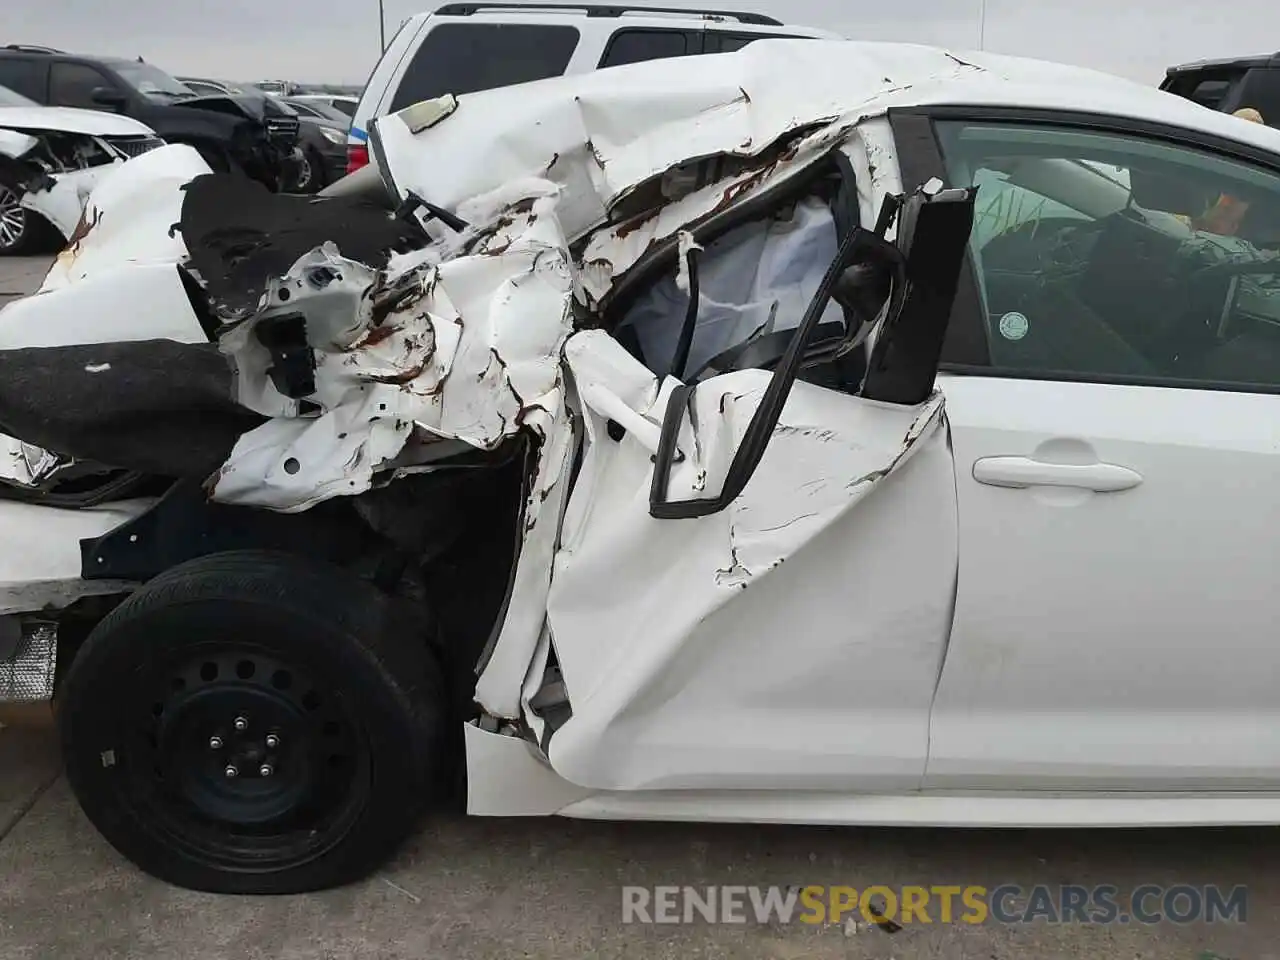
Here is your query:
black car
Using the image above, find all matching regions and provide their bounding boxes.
[0,47,301,191]
[1162,53,1280,126]
[282,97,349,191]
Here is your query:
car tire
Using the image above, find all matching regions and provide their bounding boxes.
[57,550,450,894]
[0,171,61,257]
[291,147,327,194]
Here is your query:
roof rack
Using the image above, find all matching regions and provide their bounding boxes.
[434,3,784,26]
[3,44,63,54]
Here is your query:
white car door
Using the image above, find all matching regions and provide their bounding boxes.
[527,177,976,795]
[893,109,1280,790]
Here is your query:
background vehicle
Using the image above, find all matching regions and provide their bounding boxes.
[254,80,300,96]
[0,48,300,190]
[1162,52,1280,124]
[344,2,842,173]
[0,81,161,254]
[283,96,351,125]
[290,93,359,118]
[282,97,348,191]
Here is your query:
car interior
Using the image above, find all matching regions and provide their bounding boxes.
[943,128,1280,387]
[606,162,883,397]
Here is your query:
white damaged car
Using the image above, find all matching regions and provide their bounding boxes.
[2,39,1280,894]
[0,83,164,255]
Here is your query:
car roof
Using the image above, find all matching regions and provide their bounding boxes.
[0,50,148,70]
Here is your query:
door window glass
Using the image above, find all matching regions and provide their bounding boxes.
[49,63,112,109]
[936,120,1280,388]
[0,59,45,101]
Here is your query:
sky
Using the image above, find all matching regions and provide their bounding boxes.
[7,0,1278,87]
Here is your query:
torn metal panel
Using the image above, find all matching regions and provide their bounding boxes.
[40,144,210,291]
[209,180,576,512]
[471,392,575,719]
[19,166,102,239]
[0,437,68,489]
[846,118,904,238]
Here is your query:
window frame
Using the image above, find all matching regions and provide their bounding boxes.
[889,104,1280,394]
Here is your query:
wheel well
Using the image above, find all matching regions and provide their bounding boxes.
[71,449,528,717]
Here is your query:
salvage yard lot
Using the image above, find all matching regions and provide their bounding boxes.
[0,256,1277,960]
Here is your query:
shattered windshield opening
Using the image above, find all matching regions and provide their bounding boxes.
[113,62,197,101]
[611,160,873,393]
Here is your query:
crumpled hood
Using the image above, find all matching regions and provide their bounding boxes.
[0,105,156,138]
[169,93,281,124]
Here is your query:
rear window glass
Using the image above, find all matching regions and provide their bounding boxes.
[0,58,45,101]
[600,28,698,67]
[390,22,580,112]
[1189,78,1234,109]
[1164,70,1243,110]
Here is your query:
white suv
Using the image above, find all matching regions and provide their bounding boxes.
[345,2,840,173]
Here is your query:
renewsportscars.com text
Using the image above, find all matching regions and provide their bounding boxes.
[621,884,1247,926]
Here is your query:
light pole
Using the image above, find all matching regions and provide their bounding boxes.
[977,0,987,50]
[379,0,387,51]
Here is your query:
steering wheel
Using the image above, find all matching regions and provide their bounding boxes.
[1152,256,1280,371]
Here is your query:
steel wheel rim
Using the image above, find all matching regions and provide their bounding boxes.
[0,184,27,250]
[118,642,372,871]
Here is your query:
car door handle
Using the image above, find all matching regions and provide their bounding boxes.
[972,456,1143,492]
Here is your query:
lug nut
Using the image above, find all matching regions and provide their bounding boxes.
[259,763,274,778]
[224,765,239,778]
[209,736,223,750]
[233,716,248,732]
[265,734,280,749]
